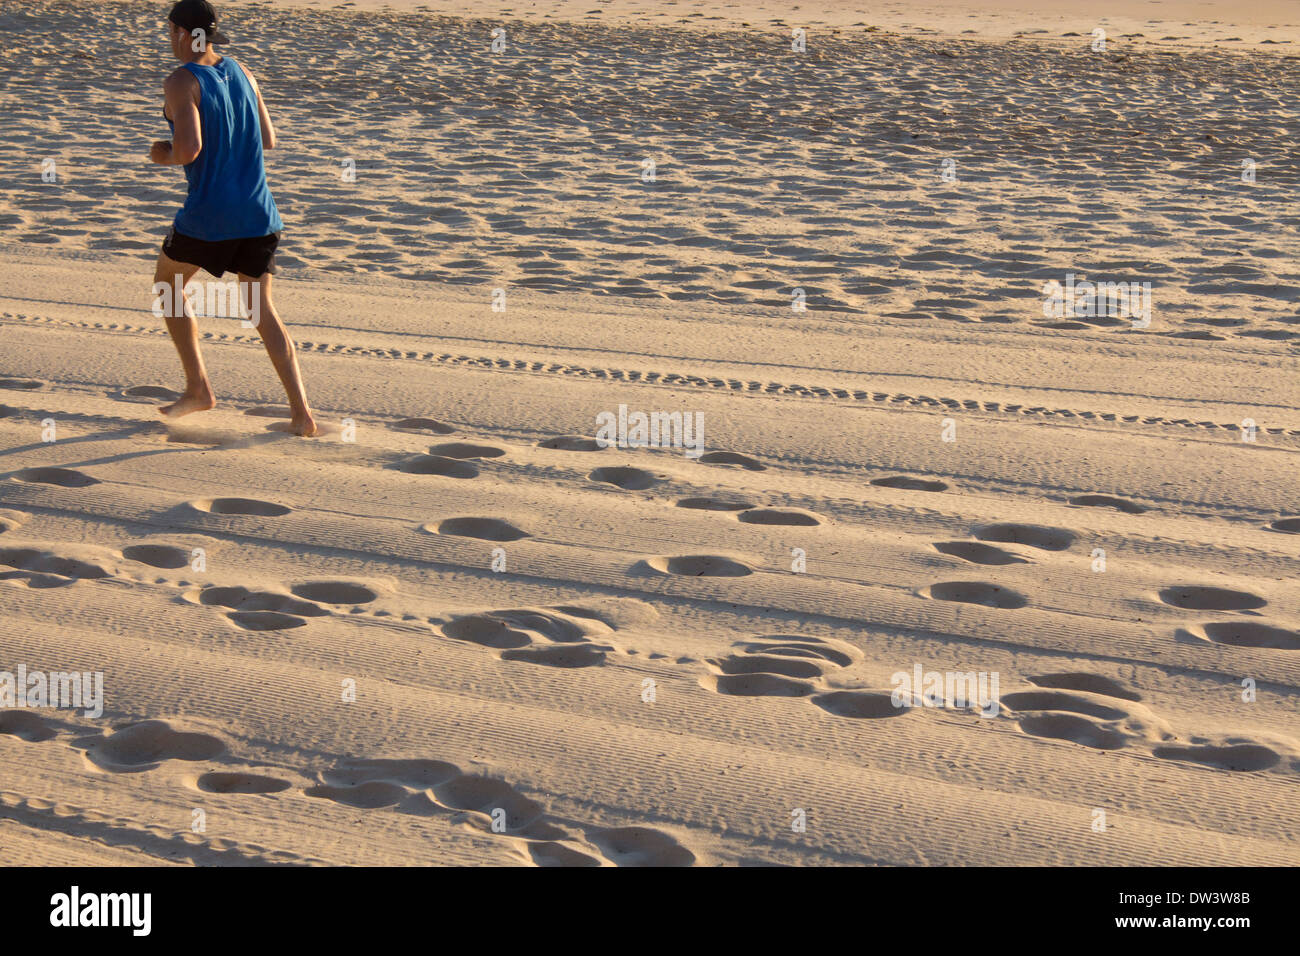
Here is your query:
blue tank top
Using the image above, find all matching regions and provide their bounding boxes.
[168,57,283,241]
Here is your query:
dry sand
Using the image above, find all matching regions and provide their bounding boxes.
[0,0,1297,866]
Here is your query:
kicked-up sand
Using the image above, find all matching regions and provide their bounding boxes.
[0,0,1297,866]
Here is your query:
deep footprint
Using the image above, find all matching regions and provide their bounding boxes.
[932,541,1028,565]
[1153,743,1279,772]
[197,771,292,794]
[927,581,1028,609]
[121,544,191,569]
[0,711,58,742]
[1197,622,1300,650]
[812,690,909,719]
[432,517,530,542]
[291,581,378,605]
[973,523,1076,551]
[1018,713,1127,750]
[122,384,181,401]
[676,497,755,511]
[1027,672,1141,702]
[708,672,814,697]
[228,610,308,631]
[589,466,660,490]
[501,644,608,668]
[643,555,754,577]
[428,442,506,460]
[1001,691,1130,721]
[0,547,109,582]
[588,826,695,866]
[538,436,604,452]
[12,467,100,488]
[871,475,948,492]
[737,508,820,526]
[191,497,291,517]
[433,775,546,831]
[75,720,225,772]
[392,418,455,435]
[394,455,480,478]
[1158,586,1266,611]
[698,451,765,471]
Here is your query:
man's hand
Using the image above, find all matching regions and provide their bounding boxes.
[150,141,174,165]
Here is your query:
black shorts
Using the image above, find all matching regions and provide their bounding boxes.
[162,228,281,278]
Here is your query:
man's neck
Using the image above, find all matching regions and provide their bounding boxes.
[181,50,222,67]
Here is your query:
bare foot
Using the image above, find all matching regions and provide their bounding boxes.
[290,409,318,437]
[159,388,215,419]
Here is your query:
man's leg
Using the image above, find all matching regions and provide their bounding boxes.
[240,271,317,437]
[153,251,215,418]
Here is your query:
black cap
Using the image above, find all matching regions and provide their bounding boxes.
[168,0,230,45]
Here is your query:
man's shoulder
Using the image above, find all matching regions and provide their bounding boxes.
[164,66,201,92]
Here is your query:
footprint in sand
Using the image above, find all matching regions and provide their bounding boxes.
[1158,585,1266,611]
[1027,672,1142,701]
[1185,622,1300,650]
[500,644,609,668]
[640,554,754,577]
[924,581,1028,609]
[428,442,506,460]
[0,378,43,390]
[12,467,100,488]
[190,497,291,517]
[589,466,662,490]
[1000,691,1131,722]
[702,635,879,712]
[73,720,225,773]
[1017,713,1128,750]
[1002,685,1180,752]
[392,417,455,435]
[697,451,766,471]
[1069,494,1147,514]
[538,436,604,452]
[0,511,22,534]
[442,606,614,666]
[0,546,109,588]
[305,764,639,868]
[196,771,292,794]
[429,517,530,542]
[737,508,821,526]
[0,710,58,742]
[121,543,191,569]
[587,826,695,867]
[190,585,329,631]
[393,455,479,478]
[676,497,755,511]
[305,758,605,858]
[306,759,460,809]
[811,690,909,719]
[1153,743,1280,772]
[290,581,378,605]
[118,384,180,403]
[932,541,1029,566]
[1268,517,1300,534]
[871,475,949,492]
[973,523,1076,551]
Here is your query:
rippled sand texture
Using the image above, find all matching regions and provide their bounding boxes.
[0,0,1297,342]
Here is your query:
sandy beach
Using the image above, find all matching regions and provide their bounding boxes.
[0,0,1297,868]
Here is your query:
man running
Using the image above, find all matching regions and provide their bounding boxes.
[150,0,317,436]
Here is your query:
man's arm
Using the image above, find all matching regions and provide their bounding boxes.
[240,64,277,151]
[150,70,202,165]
